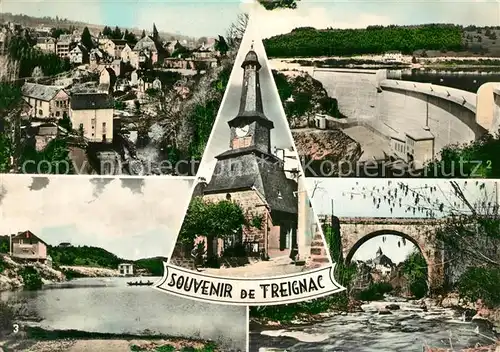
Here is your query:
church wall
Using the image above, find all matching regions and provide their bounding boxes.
[204,190,269,251]
[267,225,281,255]
[202,190,287,257]
[253,123,271,154]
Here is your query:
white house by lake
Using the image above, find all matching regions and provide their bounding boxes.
[118,263,134,276]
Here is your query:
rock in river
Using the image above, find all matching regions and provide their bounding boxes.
[378,309,392,315]
[385,304,401,311]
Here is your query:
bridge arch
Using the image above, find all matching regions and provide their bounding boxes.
[345,229,429,265]
[345,229,432,294]
[338,217,445,293]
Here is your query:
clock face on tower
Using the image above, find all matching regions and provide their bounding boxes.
[235,125,250,137]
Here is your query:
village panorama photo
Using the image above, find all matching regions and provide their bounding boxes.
[0,175,247,352]
[168,18,332,279]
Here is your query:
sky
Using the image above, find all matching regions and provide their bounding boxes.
[1,0,498,38]
[306,178,499,263]
[0,175,194,260]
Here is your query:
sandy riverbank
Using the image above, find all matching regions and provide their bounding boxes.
[0,254,123,291]
[59,266,120,277]
[1,338,219,352]
[0,328,221,352]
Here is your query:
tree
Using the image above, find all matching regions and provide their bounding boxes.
[423,129,500,178]
[50,27,70,39]
[258,0,301,10]
[347,180,500,298]
[214,35,229,55]
[179,197,248,267]
[80,26,94,50]
[102,26,112,37]
[58,112,72,131]
[141,29,146,39]
[197,36,208,45]
[401,250,428,298]
[226,13,249,50]
[152,23,159,42]
[32,66,44,78]
[20,138,74,174]
[111,26,122,40]
[124,29,137,45]
[263,25,463,57]
[0,83,22,172]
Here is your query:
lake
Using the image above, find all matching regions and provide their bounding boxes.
[387,68,500,93]
[0,277,247,351]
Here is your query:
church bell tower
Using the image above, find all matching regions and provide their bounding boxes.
[227,42,274,155]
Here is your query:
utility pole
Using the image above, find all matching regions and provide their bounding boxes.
[330,199,335,261]
[495,180,499,213]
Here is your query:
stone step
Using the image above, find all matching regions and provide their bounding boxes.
[311,241,325,247]
[311,256,330,263]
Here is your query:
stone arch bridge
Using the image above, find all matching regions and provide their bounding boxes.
[321,216,446,292]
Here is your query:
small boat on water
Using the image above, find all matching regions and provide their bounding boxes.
[127,280,154,286]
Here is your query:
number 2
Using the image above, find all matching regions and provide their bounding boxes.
[486,160,492,169]
[13,324,19,334]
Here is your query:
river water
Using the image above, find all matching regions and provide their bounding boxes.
[0,277,247,351]
[250,297,498,352]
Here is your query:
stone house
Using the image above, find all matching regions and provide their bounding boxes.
[366,247,396,277]
[111,39,128,58]
[29,122,59,151]
[35,37,56,54]
[21,82,69,119]
[69,93,114,143]
[0,30,10,55]
[130,70,139,86]
[98,67,117,94]
[56,36,72,58]
[118,263,134,276]
[137,76,153,94]
[120,43,133,63]
[133,34,165,66]
[109,59,123,77]
[69,44,89,65]
[11,231,48,263]
[101,38,127,59]
[89,48,104,67]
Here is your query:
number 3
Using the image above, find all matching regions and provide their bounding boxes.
[13,324,19,334]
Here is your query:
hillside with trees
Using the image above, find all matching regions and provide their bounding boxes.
[47,245,166,276]
[263,24,464,57]
[0,12,193,42]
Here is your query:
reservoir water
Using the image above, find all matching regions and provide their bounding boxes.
[389,68,500,93]
[1,276,247,351]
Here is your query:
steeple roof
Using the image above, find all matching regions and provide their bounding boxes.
[227,43,273,129]
[241,41,261,69]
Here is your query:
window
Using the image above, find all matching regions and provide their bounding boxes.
[55,111,60,117]
[102,134,106,141]
[38,109,43,116]
[226,193,231,200]
[102,122,106,127]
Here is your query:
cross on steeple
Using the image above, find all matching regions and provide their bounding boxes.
[250,40,254,50]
